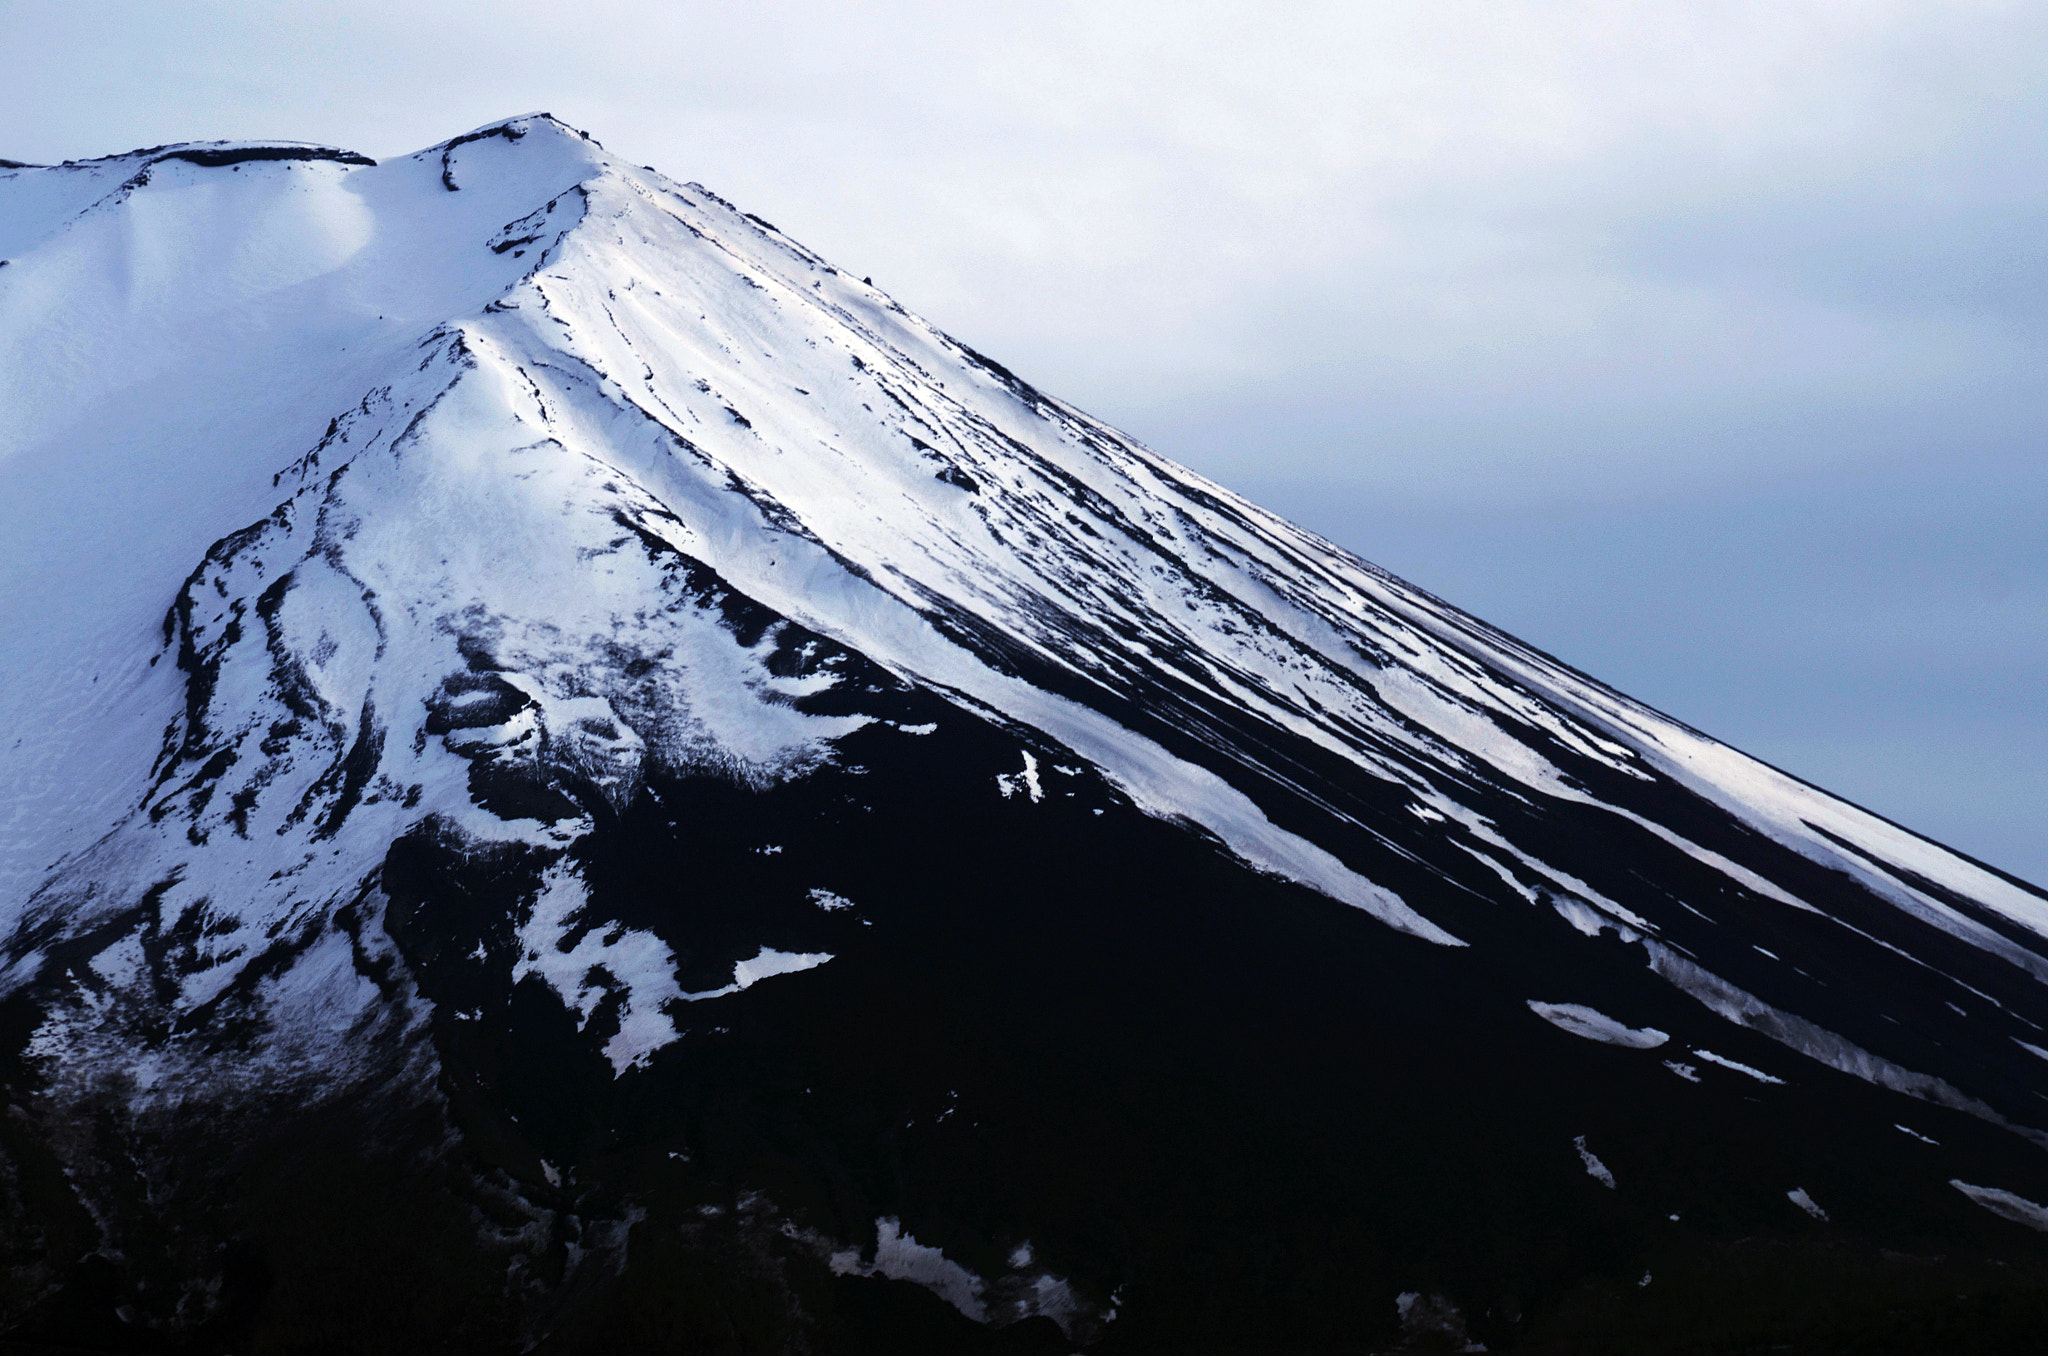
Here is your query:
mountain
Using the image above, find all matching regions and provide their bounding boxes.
[4,114,2048,1355]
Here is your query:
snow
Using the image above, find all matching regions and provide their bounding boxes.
[1643,941,2048,1146]
[1555,898,1617,940]
[1950,1181,2048,1231]
[1691,1050,1786,1085]
[681,947,834,1002]
[1395,1292,1486,1352]
[1527,1001,1669,1049]
[1787,1188,1828,1221]
[809,1215,1103,1340]
[994,751,1047,804]
[0,128,604,911]
[1574,1136,1616,1189]
[735,947,833,986]
[514,862,686,1075]
[829,1216,987,1323]
[1014,1273,1090,1333]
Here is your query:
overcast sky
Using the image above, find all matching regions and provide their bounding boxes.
[6,0,2045,882]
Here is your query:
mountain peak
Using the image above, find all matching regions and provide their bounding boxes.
[4,116,2048,1352]
[431,110,600,150]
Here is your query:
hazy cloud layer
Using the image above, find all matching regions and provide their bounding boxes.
[5,0,2043,879]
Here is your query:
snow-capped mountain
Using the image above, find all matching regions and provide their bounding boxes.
[4,115,2048,1353]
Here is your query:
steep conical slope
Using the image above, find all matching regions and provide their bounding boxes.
[4,115,2048,1353]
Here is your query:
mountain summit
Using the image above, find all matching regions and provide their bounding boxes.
[4,114,2048,1353]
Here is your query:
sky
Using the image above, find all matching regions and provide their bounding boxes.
[4,0,2044,884]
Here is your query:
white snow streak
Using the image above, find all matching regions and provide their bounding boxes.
[1692,1050,1786,1085]
[1787,1188,1827,1221]
[1528,1001,1668,1049]
[1951,1181,2048,1231]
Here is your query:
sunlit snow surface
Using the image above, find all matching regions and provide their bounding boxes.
[7,116,2048,1330]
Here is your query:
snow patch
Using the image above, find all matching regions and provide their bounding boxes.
[1552,896,1639,942]
[1645,943,2048,1147]
[1787,1188,1827,1220]
[1951,1181,2048,1231]
[994,750,1043,803]
[1574,1135,1616,1189]
[829,1217,987,1323]
[681,947,834,1001]
[1395,1292,1485,1351]
[810,1216,1103,1340]
[1528,1001,1668,1049]
[514,862,684,1075]
[1692,1049,1785,1085]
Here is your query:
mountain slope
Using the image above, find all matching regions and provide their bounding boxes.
[4,115,2048,1353]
